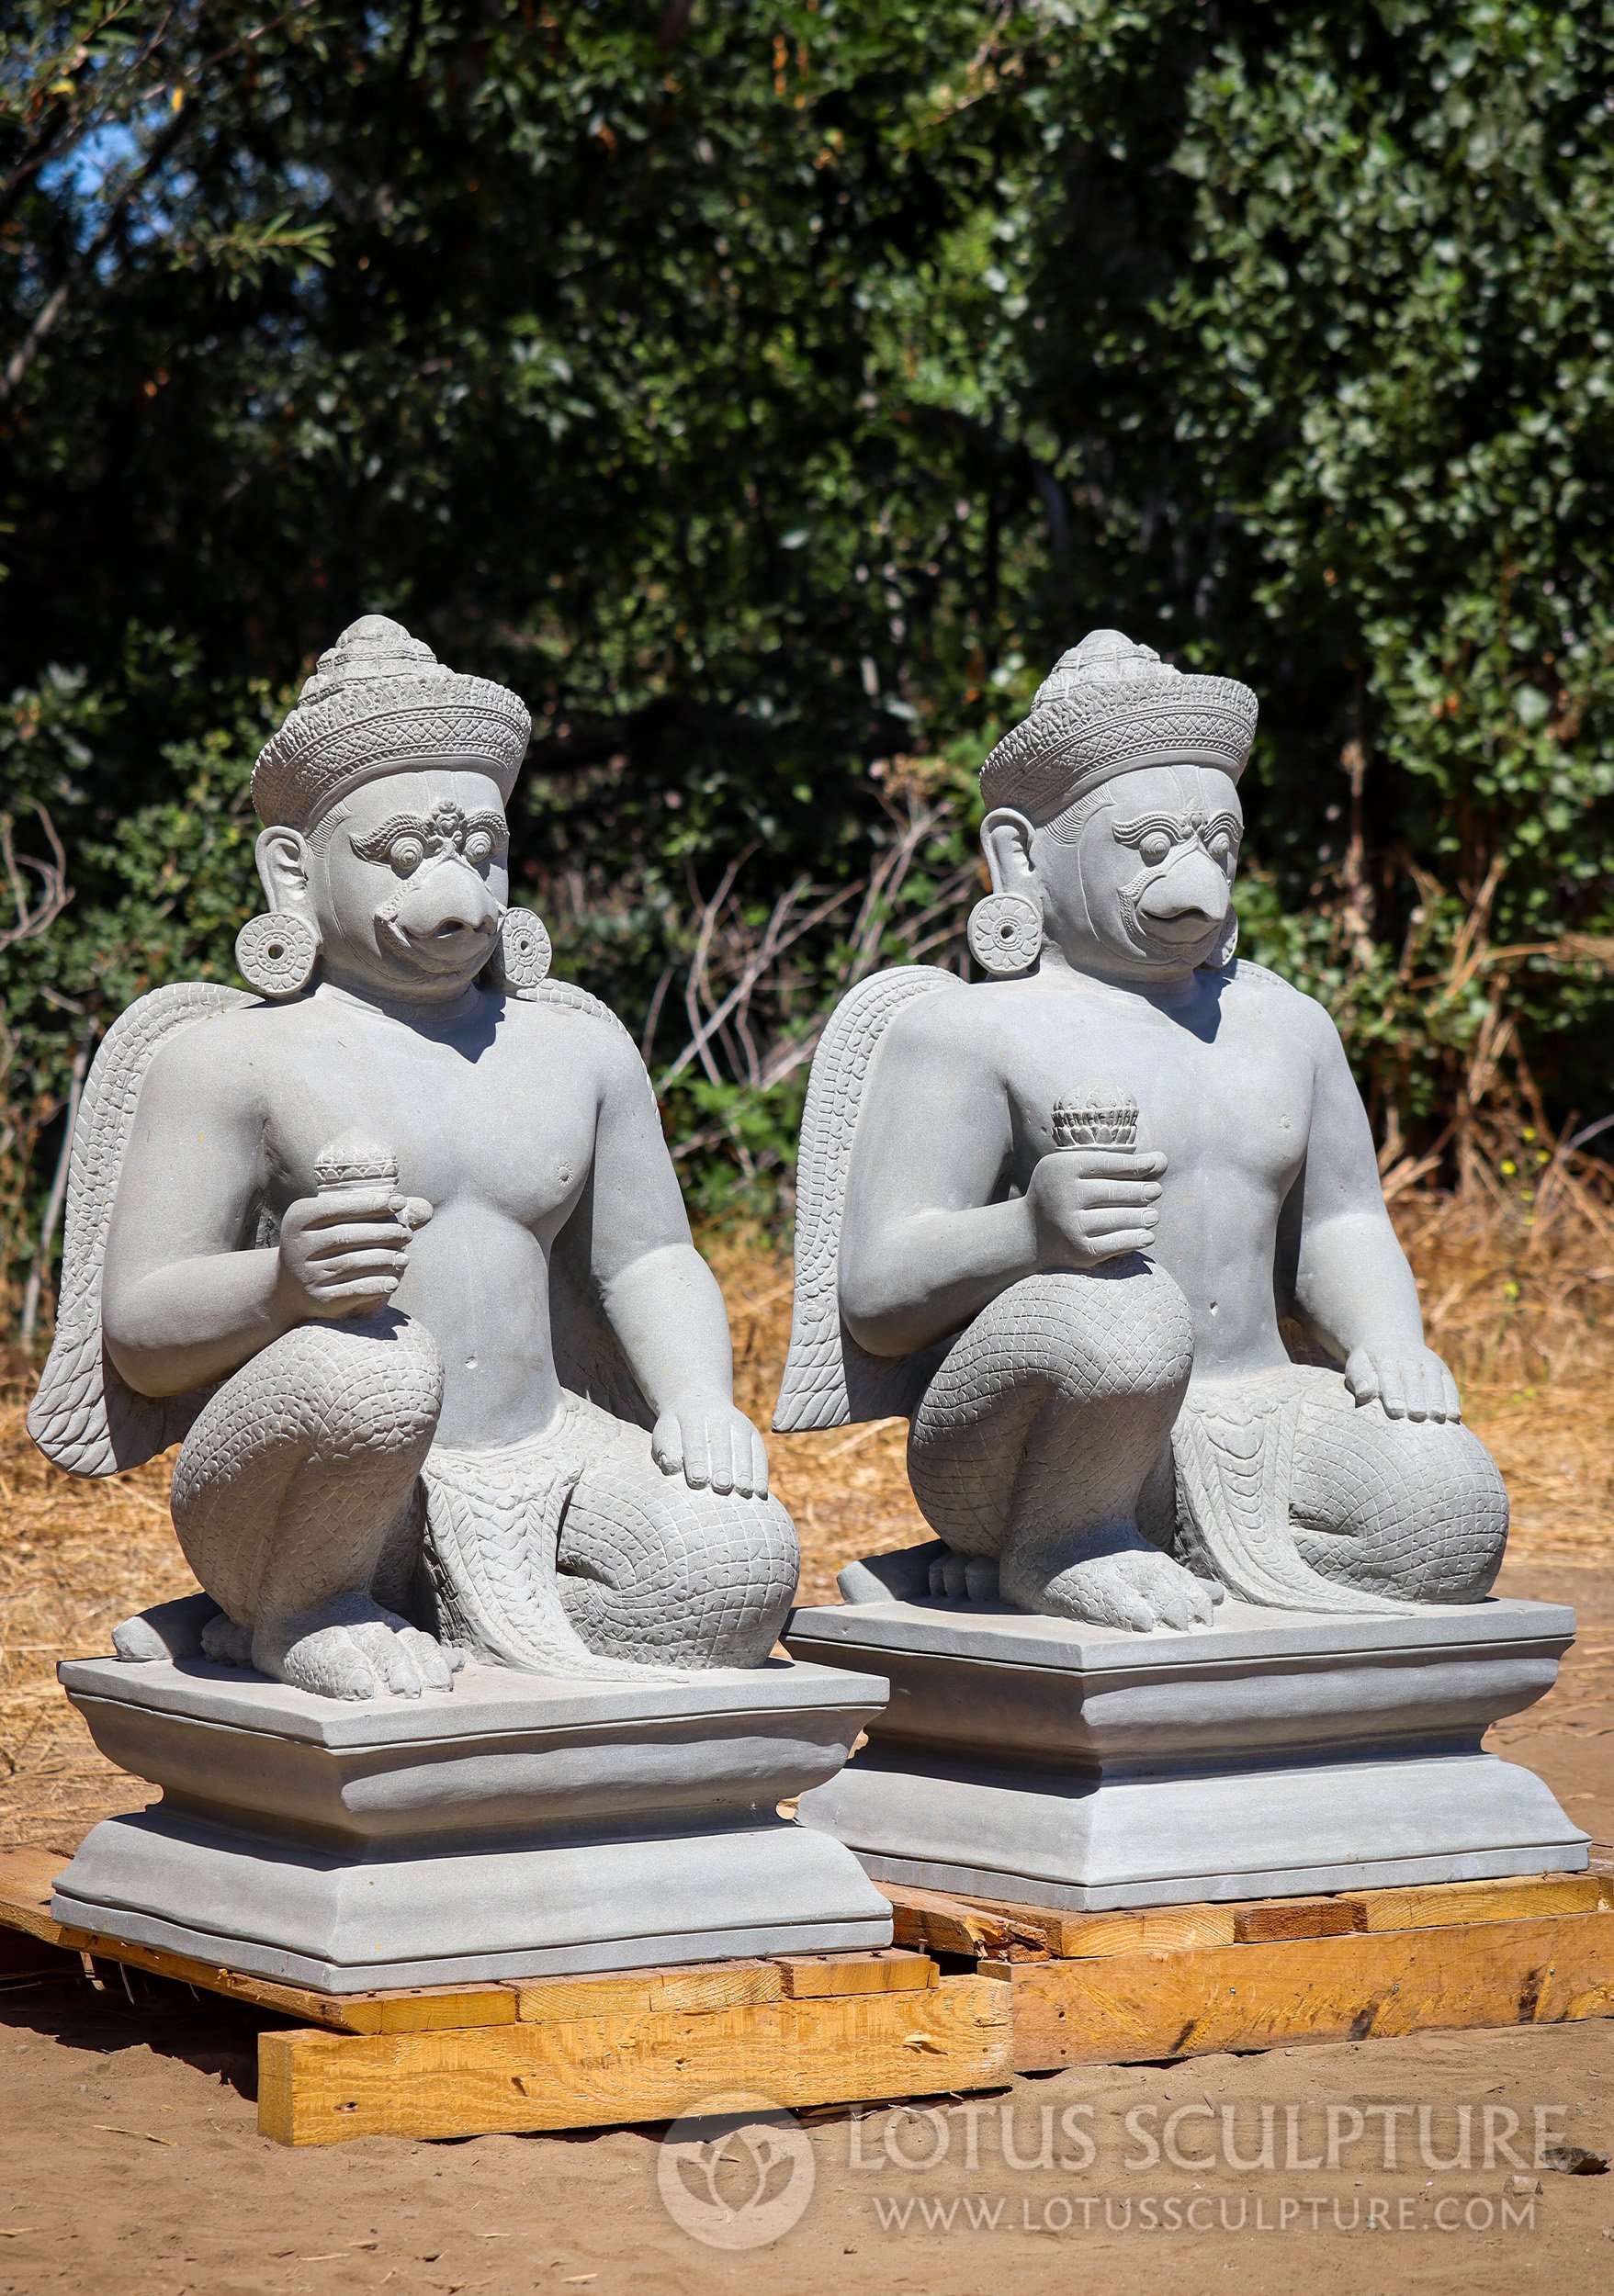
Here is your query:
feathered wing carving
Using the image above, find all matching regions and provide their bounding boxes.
[27,982,256,1478]
[774,965,954,1434]
[1171,1373,1410,1615]
[536,978,656,1428]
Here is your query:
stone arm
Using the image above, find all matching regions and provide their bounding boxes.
[838,996,1164,1359]
[583,1031,769,1497]
[1281,1005,1462,1423]
[101,1027,410,1399]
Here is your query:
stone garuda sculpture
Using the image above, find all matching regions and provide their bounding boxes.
[776,628,1508,1632]
[30,615,797,1697]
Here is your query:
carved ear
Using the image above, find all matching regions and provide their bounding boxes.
[254,824,313,914]
[980,808,1036,896]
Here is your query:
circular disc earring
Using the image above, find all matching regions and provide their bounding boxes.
[490,906,552,996]
[967,890,1044,977]
[236,910,320,999]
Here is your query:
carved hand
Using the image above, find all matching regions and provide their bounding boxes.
[652,1401,771,1499]
[1344,1344,1462,1424]
[275,1183,432,1321]
[1027,1146,1166,1272]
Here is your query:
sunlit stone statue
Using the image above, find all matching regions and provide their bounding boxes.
[777,629,1508,1631]
[31,616,797,1695]
[777,631,1578,1910]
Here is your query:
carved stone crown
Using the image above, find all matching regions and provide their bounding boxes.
[252,615,531,830]
[979,629,1258,827]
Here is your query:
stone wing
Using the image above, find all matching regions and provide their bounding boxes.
[773,965,953,1434]
[28,981,256,1478]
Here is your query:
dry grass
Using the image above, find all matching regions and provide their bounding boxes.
[2,1186,1608,1853]
[0,1412,190,1852]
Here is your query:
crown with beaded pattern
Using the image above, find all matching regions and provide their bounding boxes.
[979,630,1258,827]
[252,615,531,830]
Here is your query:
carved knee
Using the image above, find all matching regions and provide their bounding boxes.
[558,1461,798,1669]
[909,1267,1195,1560]
[971,1269,1195,1409]
[1292,1390,1508,1604]
[170,1311,443,1623]
[269,1313,444,1466]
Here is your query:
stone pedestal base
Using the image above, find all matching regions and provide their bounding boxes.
[53,1654,893,1991]
[784,1559,1587,1909]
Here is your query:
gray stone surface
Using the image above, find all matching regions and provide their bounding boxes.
[775,629,1509,1630]
[52,1655,893,1988]
[29,614,797,1698]
[784,1569,1587,1908]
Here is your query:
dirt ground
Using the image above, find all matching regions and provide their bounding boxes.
[1,1222,1610,2294]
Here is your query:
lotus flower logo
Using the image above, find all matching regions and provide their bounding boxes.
[657,2091,816,2250]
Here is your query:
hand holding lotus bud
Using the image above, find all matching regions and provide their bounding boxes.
[1029,1086,1164,1271]
[274,1134,434,1321]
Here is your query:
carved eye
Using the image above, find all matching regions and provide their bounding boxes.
[463,827,494,864]
[389,835,425,875]
[1207,827,1236,865]
[1139,830,1171,868]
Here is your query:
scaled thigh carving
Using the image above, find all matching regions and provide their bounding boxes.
[419,1400,798,1675]
[171,1312,450,1697]
[557,1409,798,1668]
[1289,1376,1507,1604]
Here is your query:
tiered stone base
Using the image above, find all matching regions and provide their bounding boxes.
[51,1653,893,1989]
[784,1563,1587,1908]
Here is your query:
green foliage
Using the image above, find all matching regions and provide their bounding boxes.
[1,0,1610,1323]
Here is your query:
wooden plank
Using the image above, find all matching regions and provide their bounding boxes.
[33,1917,522,2036]
[878,1883,1050,1961]
[880,1867,1611,1960]
[0,1851,400,2029]
[773,1948,933,1998]
[258,1973,1014,2145]
[356,1986,520,2035]
[0,1851,933,2031]
[1235,1895,1366,1942]
[1007,1909,1614,2072]
[1358,1869,1609,1934]
[1000,1901,1239,1959]
[514,1959,784,2024]
[0,1847,70,1945]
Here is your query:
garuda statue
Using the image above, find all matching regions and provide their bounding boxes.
[30,617,796,1697]
[776,630,1507,1632]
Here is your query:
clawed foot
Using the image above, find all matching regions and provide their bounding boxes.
[928,1550,1001,1604]
[1004,1533,1223,1633]
[255,1595,465,1699]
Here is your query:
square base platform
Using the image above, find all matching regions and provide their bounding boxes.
[784,1573,1588,1910]
[52,1653,893,1991]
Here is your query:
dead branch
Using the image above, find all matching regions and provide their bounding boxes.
[0,805,72,952]
[650,792,975,1113]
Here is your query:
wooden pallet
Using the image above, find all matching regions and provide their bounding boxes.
[0,1847,1012,2145]
[880,1863,1614,2072]
[6,1846,1612,2143]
